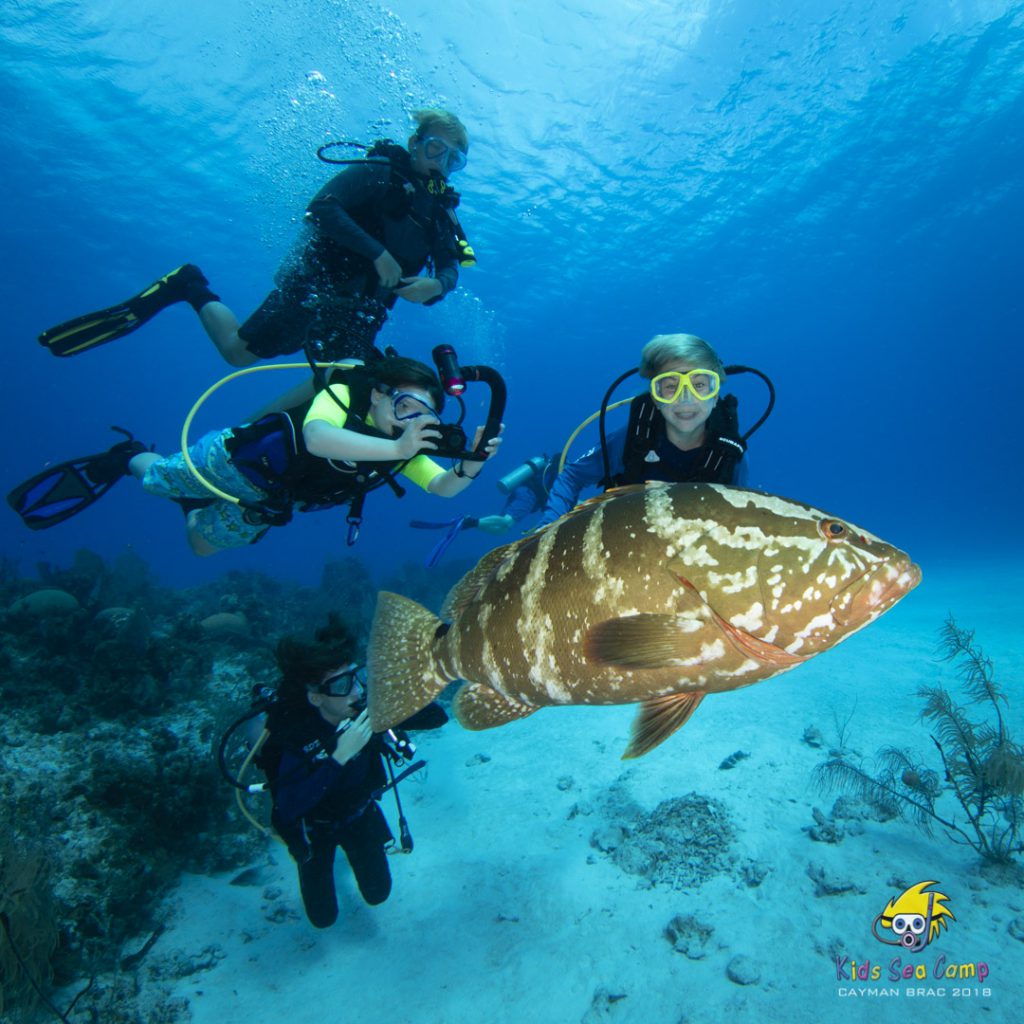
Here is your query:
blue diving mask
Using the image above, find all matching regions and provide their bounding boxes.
[418,135,468,176]
[389,389,440,423]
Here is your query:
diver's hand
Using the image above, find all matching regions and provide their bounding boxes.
[333,710,372,765]
[393,276,443,303]
[395,419,441,460]
[477,514,514,534]
[472,423,504,461]
[373,250,403,288]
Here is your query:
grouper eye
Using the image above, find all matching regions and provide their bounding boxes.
[819,519,849,541]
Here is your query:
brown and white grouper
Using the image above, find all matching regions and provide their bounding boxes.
[368,482,921,757]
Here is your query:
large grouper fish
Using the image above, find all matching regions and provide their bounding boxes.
[368,483,921,757]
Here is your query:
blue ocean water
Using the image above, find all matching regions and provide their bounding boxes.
[3,0,1021,586]
[3,4,1024,1021]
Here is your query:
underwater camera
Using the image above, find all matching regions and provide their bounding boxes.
[430,422,469,458]
[424,344,506,462]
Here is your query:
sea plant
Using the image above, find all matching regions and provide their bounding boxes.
[815,616,1024,863]
[0,838,58,1019]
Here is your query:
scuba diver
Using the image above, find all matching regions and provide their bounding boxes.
[539,333,766,527]
[257,615,447,929]
[37,108,473,370]
[407,452,556,564]
[476,454,558,534]
[8,354,503,554]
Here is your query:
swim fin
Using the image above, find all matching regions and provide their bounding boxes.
[7,428,150,530]
[38,264,216,357]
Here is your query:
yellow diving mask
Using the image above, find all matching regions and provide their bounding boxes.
[650,369,721,404]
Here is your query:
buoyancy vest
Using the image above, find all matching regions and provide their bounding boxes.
[615,393,747,487]
[224,365,405,513]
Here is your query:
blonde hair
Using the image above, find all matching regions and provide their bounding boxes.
[412,108,469,151]
[639,333,726,382]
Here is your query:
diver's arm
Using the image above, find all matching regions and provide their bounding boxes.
[427,425,503,497]
[303,418,440,463]
[305,163,392,261]
[505,483,540,523]
[423,252,459,306]
[398,702,449,731]
[394,219,460,305]
[273,750,345,823]
[538,435,622,526]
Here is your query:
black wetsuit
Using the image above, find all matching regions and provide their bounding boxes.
[239,153,461,362]
[262,700,447,928]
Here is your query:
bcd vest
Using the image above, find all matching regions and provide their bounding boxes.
[224,365,403,512]
[614,393,747,487]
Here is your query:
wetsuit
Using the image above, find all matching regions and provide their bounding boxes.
[538,424,749,527]
[263,701,447,928]
[239,151,461,361]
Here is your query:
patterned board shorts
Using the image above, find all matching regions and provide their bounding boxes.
[142,429,276,549]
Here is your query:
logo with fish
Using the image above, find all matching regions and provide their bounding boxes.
[872,881,954,952]
[834,881,993,1000]
[367,482,921,756]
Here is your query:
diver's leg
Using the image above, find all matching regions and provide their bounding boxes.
[39,264,220,357]
[340,804,393,906]
[196,302,258,367]
[136,431,270,556]
[128,452,161,480]
[297,837,340,928]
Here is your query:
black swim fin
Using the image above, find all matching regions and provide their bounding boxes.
[38,264,216,357]
[7,428,150,530]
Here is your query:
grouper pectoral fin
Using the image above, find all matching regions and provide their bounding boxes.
[368,591,451,732]
[453,682,536,731]
[584,592,717,670]
[623,693,706,759]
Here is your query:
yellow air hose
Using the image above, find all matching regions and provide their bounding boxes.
[232,727,284,844]
[180,361,357,501]
[557,398,632,472]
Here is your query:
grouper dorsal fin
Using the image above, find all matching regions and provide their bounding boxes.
[623,692,706,759]
[441,540,521,621]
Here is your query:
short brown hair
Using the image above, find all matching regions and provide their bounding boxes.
[412,108,469,151]
[367,355,445,414]
[639,333,726,382]
[275,613,358,704]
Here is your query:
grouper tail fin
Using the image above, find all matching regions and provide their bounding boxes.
[368,591,452,732]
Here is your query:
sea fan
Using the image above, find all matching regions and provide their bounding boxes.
[815,616,1024,863]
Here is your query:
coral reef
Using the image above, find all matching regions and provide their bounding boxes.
[0,545,388,1019]
[814,616,1024,863]
[596,791,737,890]
[0,834,58,1019]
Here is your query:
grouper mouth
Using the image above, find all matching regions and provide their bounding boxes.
[681,555,921,666]
[833,558,922,627]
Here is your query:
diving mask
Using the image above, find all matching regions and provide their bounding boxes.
[319,665,366,698]
[418,135,468,176]
[651,369,720,404]
[390,389,440,423]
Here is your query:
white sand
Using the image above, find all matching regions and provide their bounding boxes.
[139,559,1023,1023]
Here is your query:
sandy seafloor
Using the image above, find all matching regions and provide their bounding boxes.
[121,556,1021,1024]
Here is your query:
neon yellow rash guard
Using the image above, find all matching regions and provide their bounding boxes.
[304,383,445,491]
